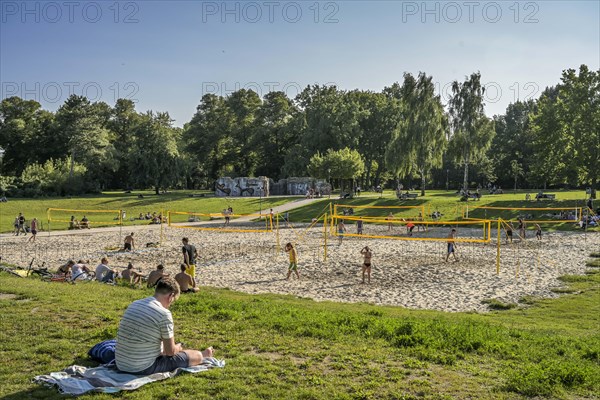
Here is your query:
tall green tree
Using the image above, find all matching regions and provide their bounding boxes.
[448,73,495,191]
[54,95,116,191]
[108,99,140,189]
[130,112,180,194]
[490,100,536,188]
[292,85,365,173]
[528,87,572,189]
[226,89,262,176]
[253,91,299,179]
[386,73,447,196]
[0,97,54,175]
[350,90,401,188]
[556,65,600,198]
[184,94,234,183]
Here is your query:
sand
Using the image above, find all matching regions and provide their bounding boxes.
[1,223,598,312]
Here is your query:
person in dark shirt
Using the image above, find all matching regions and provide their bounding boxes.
[182,237,198,287]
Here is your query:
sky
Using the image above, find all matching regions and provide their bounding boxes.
[1,0,599,126]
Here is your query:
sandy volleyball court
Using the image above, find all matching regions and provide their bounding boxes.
[2,224,597,312]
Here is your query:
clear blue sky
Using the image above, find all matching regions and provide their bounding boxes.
[1,0,598,126]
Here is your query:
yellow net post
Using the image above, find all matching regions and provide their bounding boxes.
[323,213,328,262]
[496,219,501,275]
[160,209,164,246]
[276,213,280,251]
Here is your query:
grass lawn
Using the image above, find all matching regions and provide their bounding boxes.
[288,190,598,232]
[0,191,295,233]
[0,256,599,399]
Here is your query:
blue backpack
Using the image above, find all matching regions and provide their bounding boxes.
[88,339,117,364]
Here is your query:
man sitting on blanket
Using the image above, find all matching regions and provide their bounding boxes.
[115,276,214,375]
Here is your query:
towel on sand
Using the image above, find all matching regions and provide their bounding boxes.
[33,357,225,396]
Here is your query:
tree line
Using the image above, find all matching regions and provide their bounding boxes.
[0,64,597,197]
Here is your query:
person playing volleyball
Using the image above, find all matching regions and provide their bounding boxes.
[360,246,372,284]
[285,243,300,280]
[445,229,458,262]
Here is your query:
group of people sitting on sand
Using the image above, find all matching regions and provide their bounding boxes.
[52,237,201,294]
[69,215,90,229]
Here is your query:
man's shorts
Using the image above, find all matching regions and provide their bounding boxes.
[288,262,297,271]
[124,243,132,251]
[447,243,455,253]
[186,264,196,278]
[134,352,190,375]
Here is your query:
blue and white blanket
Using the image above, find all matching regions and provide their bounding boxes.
[34,358,225,396]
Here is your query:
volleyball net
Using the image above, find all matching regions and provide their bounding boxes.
[47,208,123,230]
[463,205,582,223]
[331,215,492,243]
[167,210,276,233]
[333,204,426,220]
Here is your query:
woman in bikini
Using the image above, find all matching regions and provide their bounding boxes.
[360,246,372,284]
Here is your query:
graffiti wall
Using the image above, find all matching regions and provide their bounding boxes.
[215,177,331,197]
[215,177,270,197]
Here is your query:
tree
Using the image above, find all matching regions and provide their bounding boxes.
[350,90,401,188]
[490,100,536,188]
[556,65,600,198]
[253,91,299,179]
[448,73,495,191]
[184,94,234,183]
[130,112,180,194]
[54,95,115,191]
[296,85,365,161]
[226,89,262,176]
[108,99,140,189]
[528,87,571,189]
[308,148,364,192]
[0,97,54,175]
[510,160,523,192]
[386,73,447,196]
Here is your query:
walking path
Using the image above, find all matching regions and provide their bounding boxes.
[0,197,327,238]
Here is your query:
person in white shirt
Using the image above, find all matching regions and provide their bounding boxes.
[71,260,92,280]
[95,257,115,282]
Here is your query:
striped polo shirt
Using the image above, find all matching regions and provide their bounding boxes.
[115,296,174,373]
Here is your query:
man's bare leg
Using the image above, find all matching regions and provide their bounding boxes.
[183,347,214,366]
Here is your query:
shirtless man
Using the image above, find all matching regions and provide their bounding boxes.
[337,220,346,245]
[360,246,372,284]
[175,264,199,293]
[123,233,135,251]
[147,264,168,288]
[445,229,459,262]
[535,223,542,240]
[122,262,144,285]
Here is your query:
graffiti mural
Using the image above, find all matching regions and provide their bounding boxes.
[215,177,269,197]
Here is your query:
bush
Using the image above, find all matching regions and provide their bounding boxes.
[20,157,87,196]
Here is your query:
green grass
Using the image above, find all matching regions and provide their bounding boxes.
[0,263,599,399]
[0,190,294,232]
[288,190,597,232]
